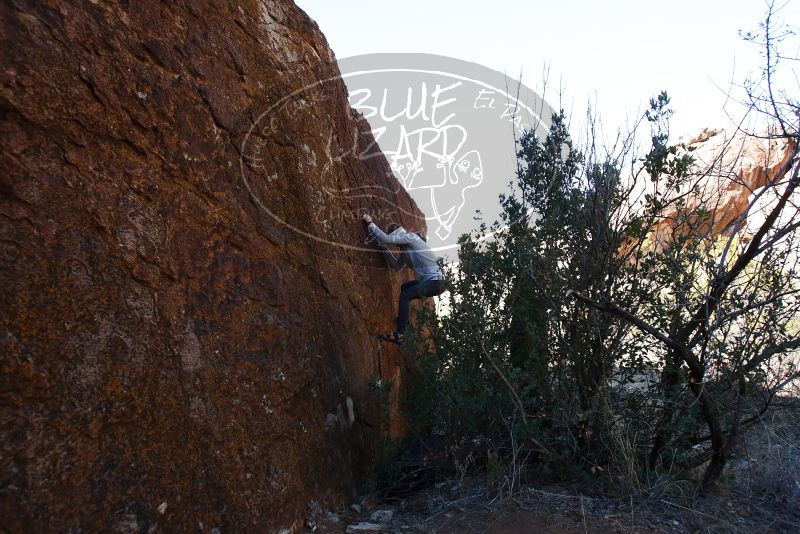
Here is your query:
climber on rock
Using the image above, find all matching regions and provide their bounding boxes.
[362,214,447,345]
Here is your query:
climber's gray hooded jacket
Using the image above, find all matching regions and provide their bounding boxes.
[368,223,444,281]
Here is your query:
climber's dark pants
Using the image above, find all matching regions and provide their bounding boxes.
[396,278,446,334]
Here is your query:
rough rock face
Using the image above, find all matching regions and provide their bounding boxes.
[655,128,796,242]
[0,1,423,531]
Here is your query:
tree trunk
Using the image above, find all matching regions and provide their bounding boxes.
[686,372,728,488]
[648,350,683,469]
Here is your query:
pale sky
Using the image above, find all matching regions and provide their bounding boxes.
[296,0,798,141]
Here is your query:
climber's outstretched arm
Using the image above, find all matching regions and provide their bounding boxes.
[364,218,413,246]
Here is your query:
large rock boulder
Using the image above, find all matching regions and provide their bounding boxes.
[0,0,422,531]
[650,128,796,247]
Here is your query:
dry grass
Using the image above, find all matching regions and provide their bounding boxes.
[311,402,800,533]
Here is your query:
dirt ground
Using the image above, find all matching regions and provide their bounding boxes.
[483,510,602,534]
[309,405,800,533]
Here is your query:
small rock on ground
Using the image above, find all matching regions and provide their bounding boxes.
[345,522,383,533]
[369,509,394,523]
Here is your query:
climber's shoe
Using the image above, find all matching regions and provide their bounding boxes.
[377,331,403,345]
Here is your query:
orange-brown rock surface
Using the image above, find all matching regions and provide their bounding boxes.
[0,1,422,531]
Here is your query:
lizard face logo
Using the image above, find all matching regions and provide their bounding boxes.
[396,149,484,241]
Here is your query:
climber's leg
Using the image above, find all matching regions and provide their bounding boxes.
[419,278,446,299]
[396,280,420,334]
[379,279,447,345]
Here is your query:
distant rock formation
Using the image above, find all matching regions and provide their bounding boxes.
[651,128,796,246]
[0,1,422,531]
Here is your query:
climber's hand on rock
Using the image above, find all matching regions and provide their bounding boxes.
[362,214,372,225]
